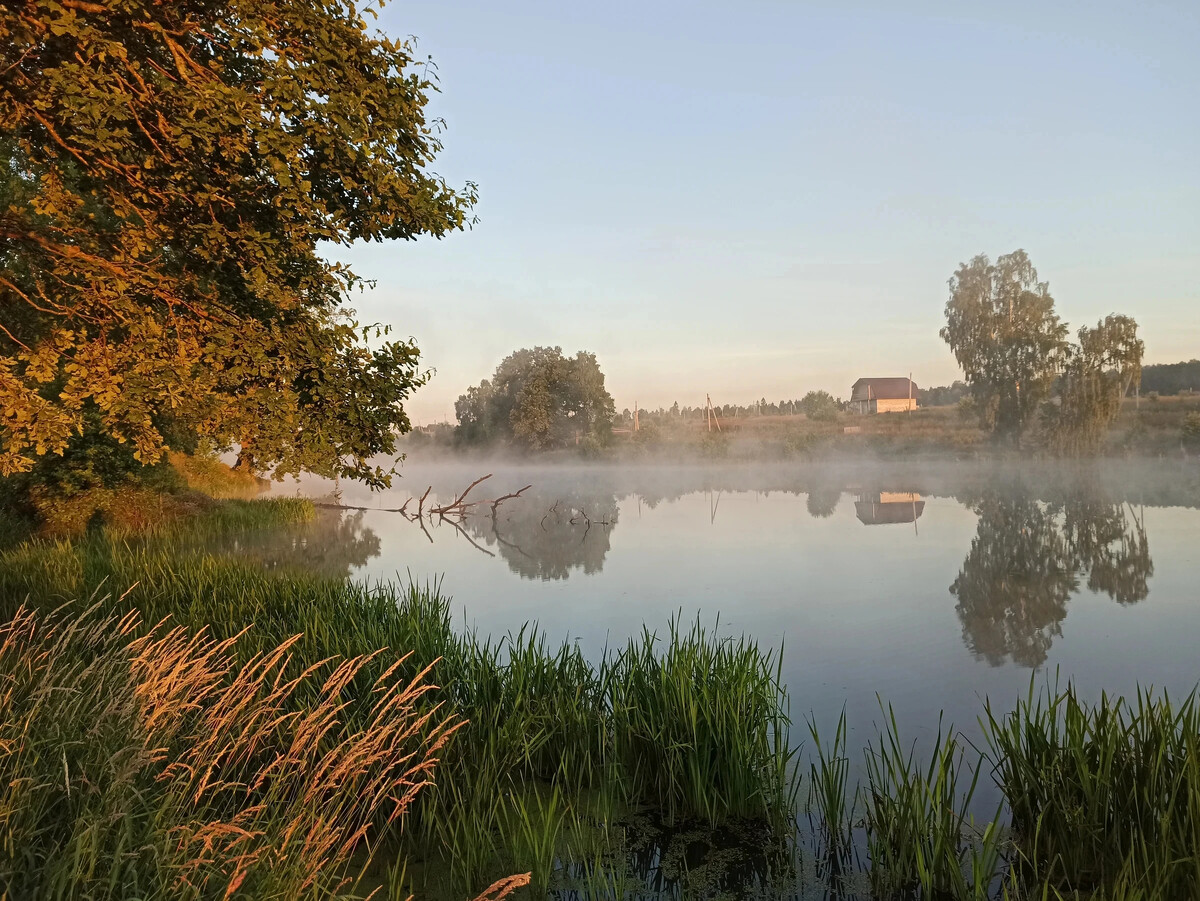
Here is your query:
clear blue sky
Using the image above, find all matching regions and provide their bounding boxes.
[337,0,1199,422]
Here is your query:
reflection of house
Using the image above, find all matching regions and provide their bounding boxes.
[850,377,918,414]
[855,491,925,525]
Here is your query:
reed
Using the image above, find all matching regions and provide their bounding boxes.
[985,680,1200,899]
[11,503,1198,899]
[0,520,798,900]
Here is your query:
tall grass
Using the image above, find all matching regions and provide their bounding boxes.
[986,681,1200,898]
[0,604,459,900]
[0,523,798,899]
[8,505,1199,899]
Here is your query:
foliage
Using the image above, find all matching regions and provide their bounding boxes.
[167,447,264,499]
[798,390,839,422]
[1042,315,1144,456]
[0,523,797,898]
[1183,413,1200,452]
[0,603,459,901]
[1141,359,1200,396]
[0,0,475,485]
[940,250,1069,443]
[454,347,615,451]
[919,380,970,407]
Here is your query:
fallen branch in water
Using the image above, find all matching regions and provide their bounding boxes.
[430,473,492,516]
[491,484,532,517]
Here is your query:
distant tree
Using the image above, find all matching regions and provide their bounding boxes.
[1182,414,1200,453]
[919,381,970,407]
[799,390,839,422]
[1042,315,1144,456]
[941,251,1069,444]
[454,347,615,450]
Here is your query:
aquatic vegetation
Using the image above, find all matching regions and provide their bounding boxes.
[0,527,798,899]
[986,680,1200,899]
[5,503,1200,900]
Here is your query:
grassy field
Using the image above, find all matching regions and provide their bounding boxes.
[3,498,1200,899]
[634,395,1200,461]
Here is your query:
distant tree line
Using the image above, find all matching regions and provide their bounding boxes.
[922,362,1198,407]
[918,381,970,407]
[616,391,843,426]
[1140,361,1200,396]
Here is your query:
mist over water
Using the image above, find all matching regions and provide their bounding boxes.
[258,460,1200,756]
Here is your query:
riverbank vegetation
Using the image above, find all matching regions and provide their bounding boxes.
[3,503,1199,899]
[409,392,1200,463]
[0,514,796,899]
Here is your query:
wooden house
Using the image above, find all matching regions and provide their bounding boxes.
[854,491,925,525]
[850,377,918,414]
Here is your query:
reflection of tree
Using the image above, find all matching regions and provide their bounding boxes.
[953,488,1153,667]
[806,487,841,519]
[952,495,1076,667]
[207,508,381,579]
[463,488,618,581]
[1057,497,1152,605]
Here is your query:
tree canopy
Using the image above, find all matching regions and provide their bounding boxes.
[798,390,839,421]
[941,250,1068,442]
[941,250,1142,451]
[1,0,475,486]
[1042,315,1144,456]
[454,347,616,451]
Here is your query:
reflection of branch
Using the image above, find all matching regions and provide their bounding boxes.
[489,521,534,561]
[416,515,433,544]
[445,516,496,557]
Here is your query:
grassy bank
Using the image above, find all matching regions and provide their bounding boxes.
[0,510,797,899]
[3,501,1200,899]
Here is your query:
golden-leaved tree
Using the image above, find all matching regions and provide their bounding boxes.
[0,0,475,487]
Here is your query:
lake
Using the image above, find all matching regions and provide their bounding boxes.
[250,459,1200,760]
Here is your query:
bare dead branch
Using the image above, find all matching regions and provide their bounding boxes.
[429,473,492,515]
[490,484,531,516]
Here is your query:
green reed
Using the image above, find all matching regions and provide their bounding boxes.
[985,679,1200,899]
[8,502,1200,900]
[0,518,798,900]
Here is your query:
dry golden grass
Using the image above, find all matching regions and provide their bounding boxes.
[0,604,472,899]
[168,450,267,499]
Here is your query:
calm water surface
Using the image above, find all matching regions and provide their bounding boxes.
[255,461,1200,751]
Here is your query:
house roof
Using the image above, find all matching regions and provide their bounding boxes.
[855,499,926,525]
[850,377,918,401]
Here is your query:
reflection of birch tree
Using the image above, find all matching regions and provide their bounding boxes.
[463,488,618,581]
[951,495,1076,667]
[953,488,1153,666]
